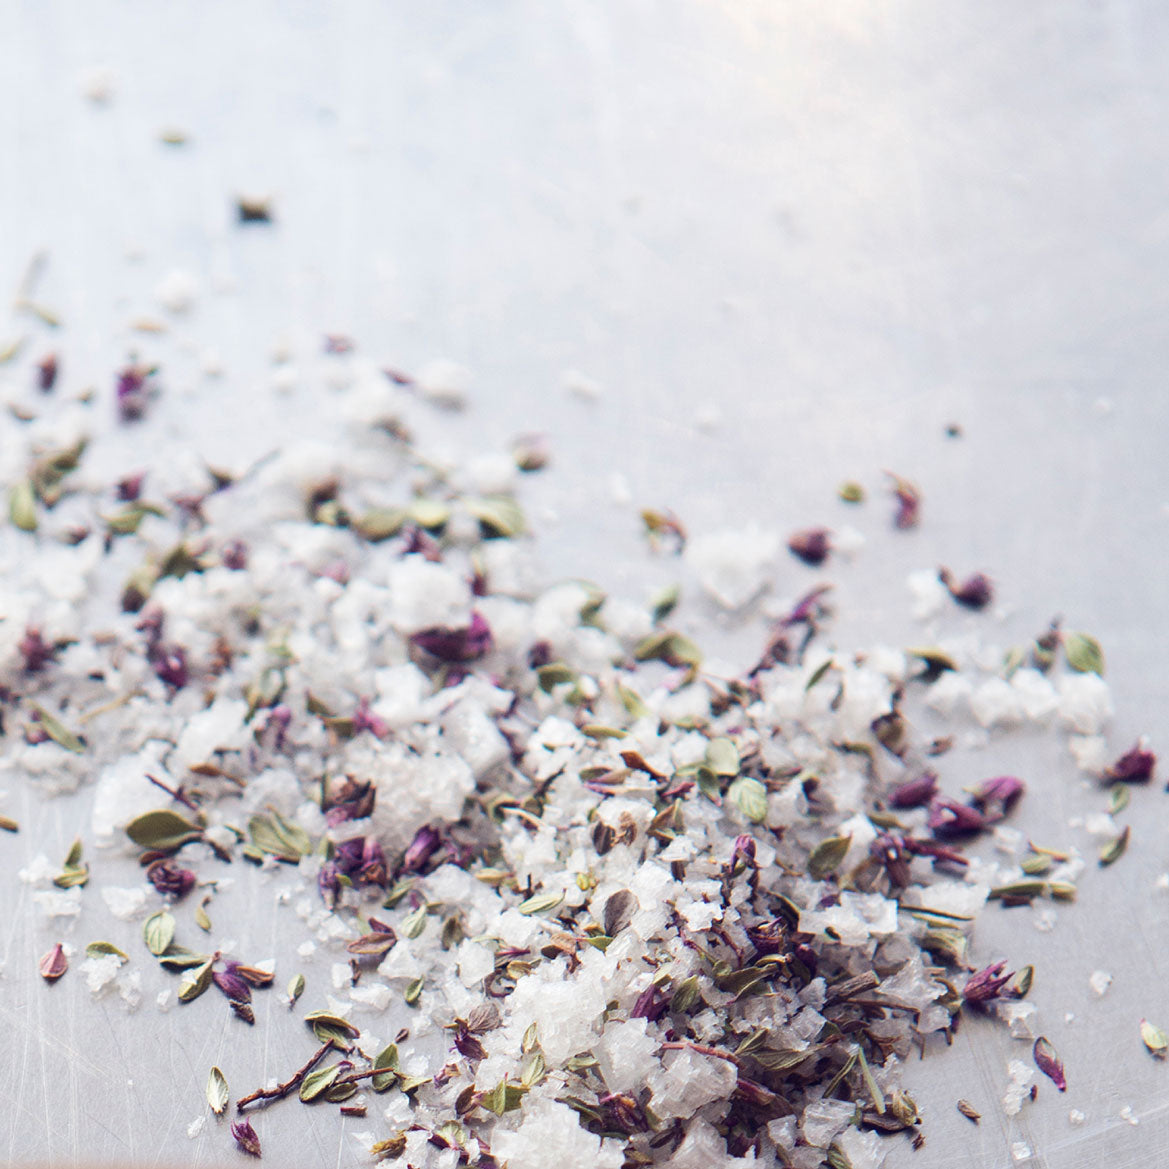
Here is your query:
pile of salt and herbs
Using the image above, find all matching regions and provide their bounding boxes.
[0,320,1159,1169]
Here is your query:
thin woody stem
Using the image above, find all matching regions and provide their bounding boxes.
[236,1042,333,1111]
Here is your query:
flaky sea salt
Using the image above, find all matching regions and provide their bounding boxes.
[1089,970,1112,997]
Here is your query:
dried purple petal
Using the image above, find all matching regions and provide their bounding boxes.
[221,538,249,570]
[317,860,341,904]
[213,968,252,1003]
[781,585,833,629]
[887,472,921,529]
[145,858,196,899]
[410,611,493,663]
[115,471,145,502]
[323,778,375,826]
[115,363,154,422]
[19,627,55,673]
[889,772,939,809]
[453,1025,487,1062]
[787,527,831,567]
[333,838,365,874]
[39,943,68,982]
[1103,743,1156,785]
[939,568,994,610]
[746,919,789,956]
[357,836,388,886]
[36,352,58,392]
[402,825,441,873]
[231,1119,262,1157]
[352,697,389,739]
[928,795,988,839]
[1033,1036,1067,1091]
[630,983,670,1022]
[962,960,1014,1005]
[967,775,1026,822]
[149,644,188,690]
[904,837,969,868]
[731,834,757,869]
[259,704,291,753]
[869,832,910,887]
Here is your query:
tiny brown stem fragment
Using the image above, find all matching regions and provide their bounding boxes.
[659,1041,742,1069]
[236,1041,333,1111]
[145,772,199,812]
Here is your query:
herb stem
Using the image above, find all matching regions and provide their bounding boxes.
[236,1041,333,1111]
[660,1041,742,1069]
[145,772,199,812]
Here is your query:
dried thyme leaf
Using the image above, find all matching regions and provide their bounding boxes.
[956,1099,981,1123]
[143,910,176,956]
[602,889,637,937]
[372,1044,399,1091]
[0,815,18,833]
[1033,1036,1067,1091]
[206,1066,229,1114]
[1099,824,1130,866]
[299,1063,341,1102]
[808,835,852,880]
[39,943,68,981]
[85,941,127,961]
[178,957,214,1002]
[248,811,310,861]
[1064,631,1105,675]
[404,977,423,1005]
[838,481,865,503]
[804,657,835,692]
[194,900,212,932]
[1140,1019,1168,1057]
[705,737,740,777]
[29,705,84,753]
[158,946,210,971]
[9,479,37,532]
[1109,786,1130,816]
[401,903,429,939]
[727,777,768,824]
[304,1010,360,1045]
[287,973,305,1007]
[466,495,525,538]
[649,583,680,625]
[125,809,201,851]
[518,890,564,916]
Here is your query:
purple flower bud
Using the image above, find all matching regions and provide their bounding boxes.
[213,968,252,1003]
[149,644,188,690]
[410,611,493,663]
[19,627,55,673]
[781,585,833,628]
[963,960,1014,1005]
[928,795,989,838]
[889,772,939,809]
[36,352,58,393]
[887,472,921,529]
[402,825,441,873]
[1033,1036,1067,1092]
[334,838,365,874]
[222,538,249,570]
[939,568,994,610]
[351,697,389,739]
[231,1120,262,1158]
[869,832,910,887]
[746,919,788,956]
[967,775,1026,821]
[115,471,145,501]
[787,528,831,567]
[318,860,341,903]
[527,640,553,669]
[630,983,670,1021]
[259,704,291,753]
[116,364,154,423]
[1103,743,1156,785]
[903,837,969,868]
[145,858,196,899]
[731,834,757,868]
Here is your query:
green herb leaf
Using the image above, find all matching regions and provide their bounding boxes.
[517,890,564,916]
[728,777,768,824]
[808,835,852,880]
[804,658,835,692]
[705,737,740,777]
[125,809,201,851]
[287,973,305,1006]
[602,889,637,937]
[536,663,577,692]
[9,479,38,532]
[29,704,84,753]
[1109,786,1130,816]
[194,901,212,932]
[616,681,650,720]
[404,976,423,1005]
[406,498,451,529]
[248,811,310,862]
[85,941,127,961]
[1099,824,1130,866]
[649,583,680,625]
[0,815,18,833]
[353,507,406,542]
[838,481,865,503]
[299,1063,341,1102]
[158,946,211,971]
[1141,1019,1168,1057]
[401,903,429,939]
[206,1066,229,1115]
[178,957,214,1002]
[143,910,176,956]
[304,1010,361,1045]
[1064,632,1105,675]
[520,1050,546,1088]
[466,496,525,538]
[372,1044,399,1092]
[671,975,701,1013]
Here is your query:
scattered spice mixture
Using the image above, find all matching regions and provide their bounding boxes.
[0,306,1158,1169]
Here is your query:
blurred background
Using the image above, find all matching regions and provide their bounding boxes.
[2,3,1168,1166]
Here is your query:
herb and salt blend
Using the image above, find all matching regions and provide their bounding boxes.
[0,319,1154,1169]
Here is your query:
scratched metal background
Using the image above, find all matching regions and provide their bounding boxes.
[1,2,1169,1167]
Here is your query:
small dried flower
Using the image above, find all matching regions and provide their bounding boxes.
[221,538,249,570]
[115,363,155,422]
[1102,743,1156,785]
[351,697,389,739]
[630,983,670,1022]
[962,960,1014,1005]
[1032,1036,1066,1091]
[939,568,994,610]
[889,772,939,809]
[231,1119,262,1157]
[402,825,441,873]
[410,611,493,663]
[213,968,252,1003]
[149,644,188,690]
[36,352,59,392]
[787,527,831,567]
[927,796,988,838]
[115,472,145,501]
[145,858,196,899]
[967,775,1026,821]
[870,832,911,887]
[887,472,921,529]
[19,627,56,673]
[39,943,68,982]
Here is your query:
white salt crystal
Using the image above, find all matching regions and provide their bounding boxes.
[489,1098,623,1169]
[80,954,122,995]
[19,854,56,885]
[800,1098,855,1147]
[456,940,494,987]
[686,525,779,609]
[416,359,471,409]
[647,1046,737,1120]
[971,678,1024,728]
[908,569,948,620]
[997,999,1037,1039]
[297,940,316,958]
[1002,1059,1035,1116]
[561,368,603,401]
[1057,674,1113,734]
[79,66,115,102]
[1089,970,1112,997]
[157,989,172,1011]
[1011,1140,1032,1162]
[331,962,352,990]
[835,1125,887,1169]
[1069,733,1109,773]
[92,741,174,844]
[349,982,393,1010]
[33,888,83,917]
[102,886,147,920]
[173,698,250,769]
[1120,1105,1139,1125]
[154,269,198,313]
[1069,1108,1086,1125]
[594,1018,659,1095]
[186,1116,206,1139]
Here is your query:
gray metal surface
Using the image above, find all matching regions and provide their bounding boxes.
[1,3,1168,1166]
